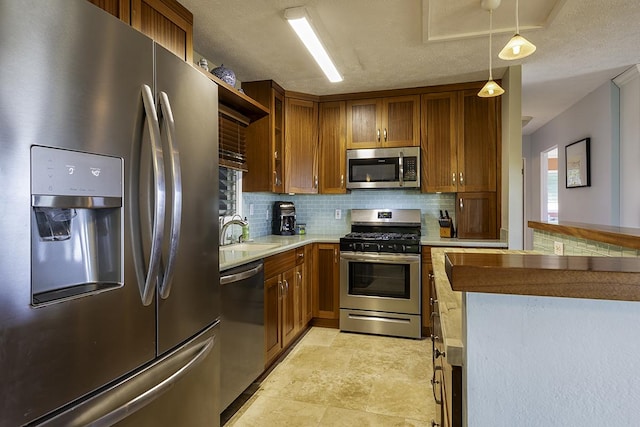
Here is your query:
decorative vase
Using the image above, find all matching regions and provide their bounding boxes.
[211,64,236,86]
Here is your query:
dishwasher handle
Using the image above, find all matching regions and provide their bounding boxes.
[220,263,264,285]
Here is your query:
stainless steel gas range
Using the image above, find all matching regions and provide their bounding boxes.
[339,209,422,339]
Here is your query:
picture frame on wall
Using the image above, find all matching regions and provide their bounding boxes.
[565,138,591,188]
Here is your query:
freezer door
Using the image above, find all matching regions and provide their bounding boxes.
[39,321,221,427]
[154,45,220,355]
[0,1,157,425]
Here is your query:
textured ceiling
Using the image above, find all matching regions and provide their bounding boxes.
[180,0,640,134]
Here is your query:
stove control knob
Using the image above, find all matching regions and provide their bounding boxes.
[354,243,363,252]
[375,244,382,252]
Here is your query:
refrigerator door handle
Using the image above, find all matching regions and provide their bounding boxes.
[138,84,166,306]
[157,91,182,300]
[37,333,216,427]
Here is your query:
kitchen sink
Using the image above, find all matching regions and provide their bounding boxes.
[219,243,279,252]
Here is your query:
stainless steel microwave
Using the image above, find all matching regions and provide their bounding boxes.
[346,147,420,189]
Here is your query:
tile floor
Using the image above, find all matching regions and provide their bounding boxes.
[224,327,437,426]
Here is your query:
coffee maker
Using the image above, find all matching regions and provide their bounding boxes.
[272,201,296,235]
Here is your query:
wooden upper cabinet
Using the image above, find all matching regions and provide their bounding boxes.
[319,101,347,194]
[346,99,380,148]
[421,89,499,193]
[346,95,420,149]
[87,0,192,62]
[242,81,285,193]
[131,0,193,63]
[458,89,498,192]
[285,97,319,194]
[86,0,130,22]
[421,92,458,193]
[383,96,420,147]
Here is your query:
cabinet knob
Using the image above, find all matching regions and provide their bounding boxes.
[459,198,464,209]
[434,348,445,359]
[459,171,464,184]
[452,172,456,184]
[377,129,380,142]
[314,175,318,189]
[340,174,344,187]
[431,420,441,427]
[383,128,387,141]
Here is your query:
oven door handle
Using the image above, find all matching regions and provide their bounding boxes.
[340,252,420,264]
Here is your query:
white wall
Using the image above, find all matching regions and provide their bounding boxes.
[501,66,524,249]
[614,65,640,227]
[525,81,620,226]
[464,292,640,427]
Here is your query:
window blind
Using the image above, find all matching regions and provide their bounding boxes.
[219,105,249,172]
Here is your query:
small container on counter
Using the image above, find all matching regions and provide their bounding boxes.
[296,223,306,235]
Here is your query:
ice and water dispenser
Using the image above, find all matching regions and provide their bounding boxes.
[31,146,123,305]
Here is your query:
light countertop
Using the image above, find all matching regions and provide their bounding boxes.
[431,247,528,367]
[219,234,341,271]
[220,235,506,271]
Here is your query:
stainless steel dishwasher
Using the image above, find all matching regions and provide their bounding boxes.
[220,260,265,411]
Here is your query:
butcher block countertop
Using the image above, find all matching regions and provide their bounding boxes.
[432,247,640,367]
[445,252,640,302]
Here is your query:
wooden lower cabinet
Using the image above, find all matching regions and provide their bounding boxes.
[264,247,311,367]
[312,243,340,326]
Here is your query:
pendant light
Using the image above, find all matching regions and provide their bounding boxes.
[499,0,536,60]
[478,8,504,98]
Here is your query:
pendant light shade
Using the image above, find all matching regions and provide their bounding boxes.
[478,79,505,97]
[478,8,504,98]
[499,0,536,60]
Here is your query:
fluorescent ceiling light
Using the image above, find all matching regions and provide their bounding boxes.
[284,7,343,83]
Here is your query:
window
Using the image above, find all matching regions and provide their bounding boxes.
[541,147,558,223]
[219,167,241,217]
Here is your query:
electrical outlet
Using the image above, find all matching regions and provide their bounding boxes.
[249,204,254,216]
[265,209,269,220]
[554,241,564,255]
[335,209,341,220]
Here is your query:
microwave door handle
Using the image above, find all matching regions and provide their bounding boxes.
[136,84,165,307]
[399,151,404,187]
[158,91,182,300]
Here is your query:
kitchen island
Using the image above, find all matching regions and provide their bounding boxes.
[436,248,640,427]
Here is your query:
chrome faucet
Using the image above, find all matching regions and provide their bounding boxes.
[219,216,248,245]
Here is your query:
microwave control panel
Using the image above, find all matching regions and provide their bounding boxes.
[403,157,418,181]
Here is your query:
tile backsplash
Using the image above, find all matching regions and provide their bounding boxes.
[242,190,456,238]
[533,230,640,257]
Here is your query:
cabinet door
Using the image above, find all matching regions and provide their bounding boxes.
[421,92,458,193]
[346,99,382,148]
[131,0,193,62]
[303,245,313,324]
[281,268,297,347]
[319,101,347,194]
[421,246,433,335]
[313,243,340,320]
[456,192,497,239]
[86,0,130,22]
[285,97,319,194]
[264,274,282,365]
[458,90,498,192]
[272,89,285,193]
[382,95,420,147]
[242,82,285,193]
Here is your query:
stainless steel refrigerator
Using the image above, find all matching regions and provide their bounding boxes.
[0,1,220,425]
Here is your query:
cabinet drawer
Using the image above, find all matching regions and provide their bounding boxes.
[264,249,296,278]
